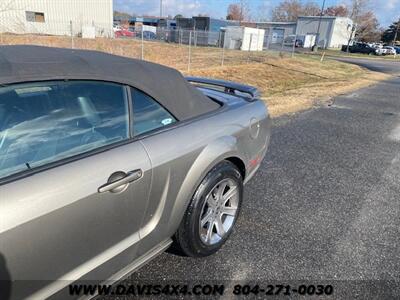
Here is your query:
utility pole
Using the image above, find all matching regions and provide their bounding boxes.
[159,0,163,18]
[240,0,244,24]
[346,23,356,53]
[312,0,326,52]
[393,18,400,46]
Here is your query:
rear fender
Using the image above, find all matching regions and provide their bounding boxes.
[166,135,245,235]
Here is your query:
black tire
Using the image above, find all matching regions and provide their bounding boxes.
[173,160,243,257]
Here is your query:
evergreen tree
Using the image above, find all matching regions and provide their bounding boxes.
[382,20,400,44]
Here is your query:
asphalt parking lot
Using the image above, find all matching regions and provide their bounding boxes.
[128,59,400,298]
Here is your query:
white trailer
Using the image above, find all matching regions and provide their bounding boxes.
[223,26,265,51]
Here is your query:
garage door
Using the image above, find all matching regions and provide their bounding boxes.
[271,28,284,44]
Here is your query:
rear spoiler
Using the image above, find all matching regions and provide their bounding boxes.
[185,76,260,101]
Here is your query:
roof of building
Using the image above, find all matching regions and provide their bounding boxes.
[0,45,220,120]
[114,16,164,23]
[298,15,352,21]
[255,21,297,25]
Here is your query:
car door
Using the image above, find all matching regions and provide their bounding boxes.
[126,87,221,257]
[0,81,151,299]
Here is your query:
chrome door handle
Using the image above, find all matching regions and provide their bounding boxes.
[98,169,143,194]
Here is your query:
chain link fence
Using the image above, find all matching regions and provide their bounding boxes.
[0,19,304,72]
[112,25,301,68]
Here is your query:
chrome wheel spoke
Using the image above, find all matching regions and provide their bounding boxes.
[221,206,236,216]
[199,178,240,245]
[205,221,214,242]
[201,210,213,227]
[222,185,237,203]
[216,182,227,201]
[215,216,226,237]
[206,194,217,209]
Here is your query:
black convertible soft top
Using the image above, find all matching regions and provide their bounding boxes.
[0,45,220,120]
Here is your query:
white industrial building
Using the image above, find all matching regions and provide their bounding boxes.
[0,0,113,37]
[223,27,265,51]
[296,16,353,48]
[243,16,353,49]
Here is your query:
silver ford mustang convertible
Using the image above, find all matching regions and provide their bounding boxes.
[0,46,271,299]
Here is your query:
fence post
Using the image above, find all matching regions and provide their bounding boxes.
[0,17,3,44]
[256,30,259,58]
[188,31,192,72]
[141,25,144,60]
[70,20,74,49]
[291,34,296,58]
[320,51,326,62]
[247,33,253,62]
[220,31,225,67]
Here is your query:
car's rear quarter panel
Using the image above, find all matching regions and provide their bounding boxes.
[137,96,271,255]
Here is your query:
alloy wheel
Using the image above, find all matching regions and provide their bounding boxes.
[199,178,239,245]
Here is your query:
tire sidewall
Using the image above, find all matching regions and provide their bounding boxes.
[184,161,243,256]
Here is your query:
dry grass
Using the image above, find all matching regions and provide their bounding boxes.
[190,59,389,117]
[263,71,388,116]
[1,34,390,117]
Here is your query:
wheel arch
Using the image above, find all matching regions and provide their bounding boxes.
[225,156,246,179]
[165,136,247,236]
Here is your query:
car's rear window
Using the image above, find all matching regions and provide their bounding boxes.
[131,87,177,136]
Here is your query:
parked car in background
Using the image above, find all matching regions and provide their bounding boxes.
[136,30,157,40]
[383,46,397,55]
[394,46,400,54]
[284,35,303,47]
[113,24,121,31]
[375,47,389,56]
[347,43,377,55]
[371,43,384,49]
[114,28,135,38]
[295,39,303,47]
[0,45,271,299]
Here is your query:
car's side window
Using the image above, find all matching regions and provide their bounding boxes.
[131,88,177,136]
[0,81,129,180]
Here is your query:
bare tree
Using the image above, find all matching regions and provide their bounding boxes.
[303,2,321,16]
[227,4,241,20]
[271,0,302,21]
[355,11,381,42]
[346,0,380,42]
[324,5,349,17]
[226,1,251,21]
[271,0,320,22]
[348,0,369,20]
[113,11,132,21]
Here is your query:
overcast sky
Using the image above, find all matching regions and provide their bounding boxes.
[114,0,399,27]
